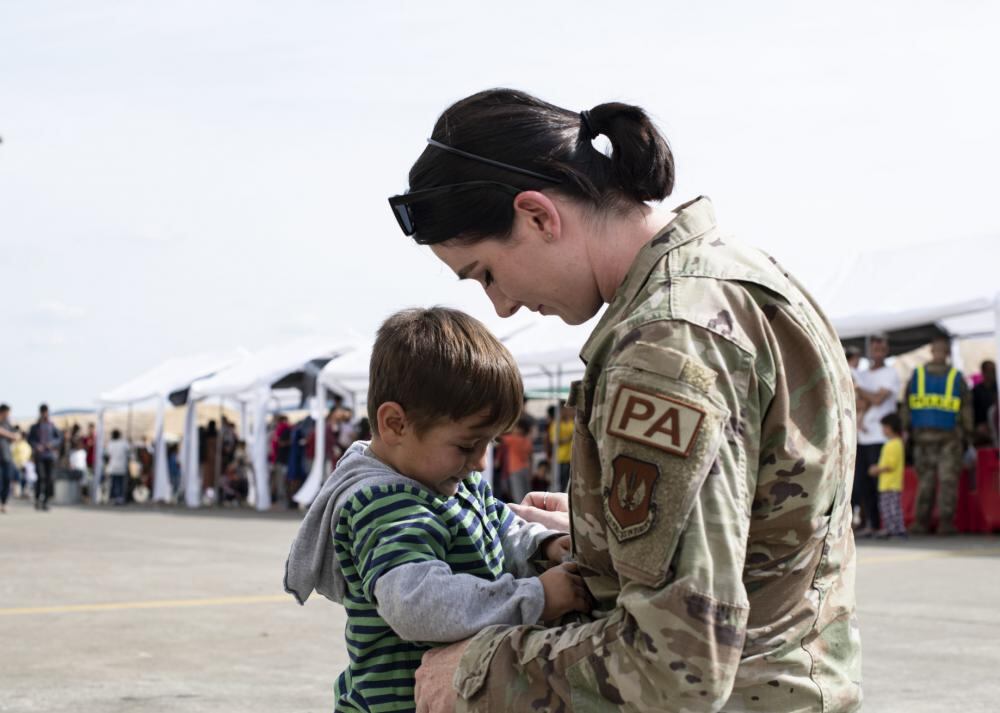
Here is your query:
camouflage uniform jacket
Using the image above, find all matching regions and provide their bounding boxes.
[453,197,862,712]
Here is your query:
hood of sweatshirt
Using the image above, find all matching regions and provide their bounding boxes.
[283,440,415,605]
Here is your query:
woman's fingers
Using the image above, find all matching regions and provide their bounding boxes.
[521,491,569,512]
[520,491,549,509]
[507,503,571,532]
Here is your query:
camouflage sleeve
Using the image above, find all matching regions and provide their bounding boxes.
[453,323,753,712]
[899,373,914,432]
[959,377,974,440]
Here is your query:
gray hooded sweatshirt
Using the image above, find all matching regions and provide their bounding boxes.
[284,441,562,642]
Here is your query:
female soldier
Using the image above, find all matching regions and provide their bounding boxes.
[389,89,861,713]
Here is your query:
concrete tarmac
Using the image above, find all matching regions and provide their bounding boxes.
[3,498,999,712]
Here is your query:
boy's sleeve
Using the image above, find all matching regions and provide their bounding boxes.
[472,472,565,577]
[347,486,453,601]
[373,562,545,643]
[348,485,546,643]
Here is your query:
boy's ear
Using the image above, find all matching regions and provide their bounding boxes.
[376,402,408,445]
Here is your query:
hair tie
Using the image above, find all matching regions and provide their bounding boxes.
[579,110,598,141]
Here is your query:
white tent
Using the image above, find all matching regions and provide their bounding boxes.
[794,234,999,404]
[288,343,371,507]
[318,344,372,410]
[186,336,355,511]
[499,316,598,397]
[799,236,999,343]
[94,348,249,504]
[312,316,596,413]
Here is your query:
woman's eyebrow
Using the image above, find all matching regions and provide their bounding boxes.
[456,261,479,280]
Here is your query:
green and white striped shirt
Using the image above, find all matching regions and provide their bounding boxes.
[331,470,545,712]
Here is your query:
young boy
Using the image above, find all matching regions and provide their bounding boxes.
[868,413,907,538]
[285,308,588,713]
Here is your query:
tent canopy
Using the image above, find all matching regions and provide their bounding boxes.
[190,336,353,401]
[793,235,998,343]
[316,317,598,410]
[318,344,372,408]
[98,348,250,406]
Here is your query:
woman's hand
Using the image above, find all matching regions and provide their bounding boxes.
[414,639,470,713]
[539,561,591,621]
[508,491,570,531]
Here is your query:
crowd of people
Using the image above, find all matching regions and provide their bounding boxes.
[0,402,173,511]
[3,335,996,521]
[267,397,369,508]
[849,334,998,539]
[0,403,89,512]
[270,394,573,510]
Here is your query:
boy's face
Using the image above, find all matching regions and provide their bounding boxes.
[881,424,894,439]
[394,411,499,496]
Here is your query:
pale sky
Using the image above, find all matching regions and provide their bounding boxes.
[1,1,997,417]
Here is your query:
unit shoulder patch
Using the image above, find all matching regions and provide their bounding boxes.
[606,384,706,456]
[604,455,659,541]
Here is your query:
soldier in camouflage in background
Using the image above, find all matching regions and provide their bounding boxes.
[900,335,974,535]
[388,89,862,712]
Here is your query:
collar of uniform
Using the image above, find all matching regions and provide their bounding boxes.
[580,196,717,364]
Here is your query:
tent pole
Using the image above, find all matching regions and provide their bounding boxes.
[995,293,1000,432]
[215,400,224,506]
[93,409,105,504]
[126,404,133,445]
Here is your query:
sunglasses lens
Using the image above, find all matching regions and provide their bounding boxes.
[393,203,415,235]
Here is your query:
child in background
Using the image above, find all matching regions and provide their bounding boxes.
[869,413,907,539]
[285,308,588,713]
[531,459,552,493]
[499,417,534,504]
[12,430,33,499]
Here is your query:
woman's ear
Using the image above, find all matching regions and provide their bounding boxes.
[376,402,408,446]
[512,191,561,241]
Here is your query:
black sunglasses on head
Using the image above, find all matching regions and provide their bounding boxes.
[388,139,561,237]
[388,180,523,237]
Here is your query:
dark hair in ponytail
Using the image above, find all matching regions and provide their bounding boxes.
[403,88,674,245]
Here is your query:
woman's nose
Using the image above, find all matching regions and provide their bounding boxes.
[486,287,520,318]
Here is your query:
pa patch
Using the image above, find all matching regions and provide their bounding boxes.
[604,455,659,541]
[606,385,705,456]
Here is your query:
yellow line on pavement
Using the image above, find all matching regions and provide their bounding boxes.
[6,548,999,616]
[0,594,288,617]
[859,546,1000,565]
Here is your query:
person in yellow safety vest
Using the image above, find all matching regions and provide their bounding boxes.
[900,335,974,535]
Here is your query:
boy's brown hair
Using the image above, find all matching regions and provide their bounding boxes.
[367,307,523,436]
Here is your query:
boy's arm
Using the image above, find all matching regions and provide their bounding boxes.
[499,511,565,576]
[347,488,546,644]
[471,472,565,577]
[373,562,544,643]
